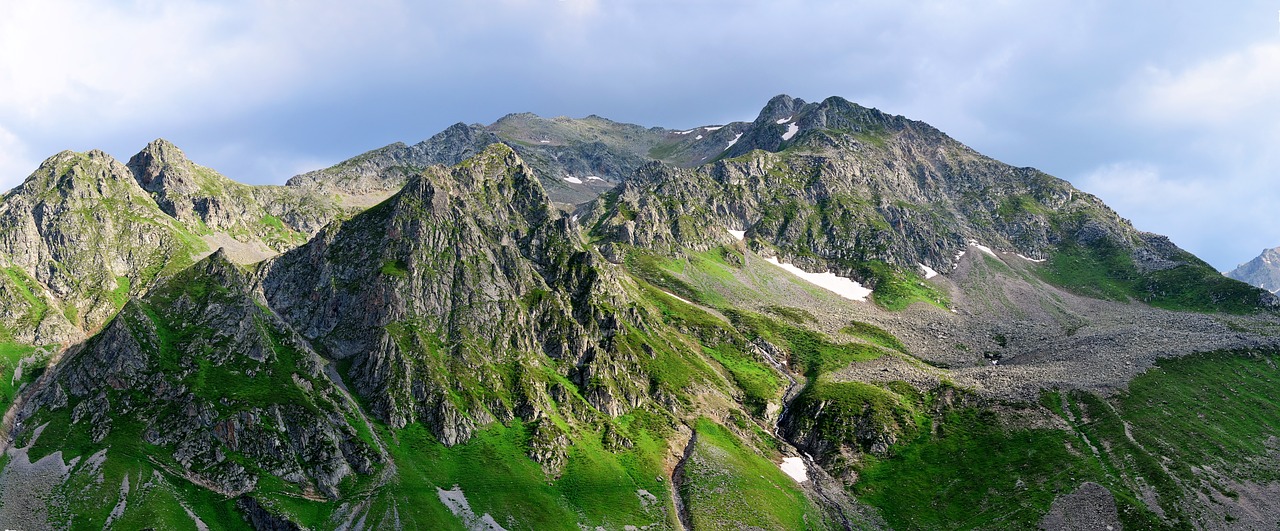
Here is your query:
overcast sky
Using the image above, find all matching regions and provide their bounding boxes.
[1,1,1278,270]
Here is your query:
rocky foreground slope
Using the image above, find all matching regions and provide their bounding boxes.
[1,95,1279,530]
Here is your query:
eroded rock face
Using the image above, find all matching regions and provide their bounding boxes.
[19,251,379,498]
[262,145,651,466]
[0,149,206,344]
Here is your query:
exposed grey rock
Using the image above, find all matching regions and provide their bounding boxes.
[1039,482,1121,531]
[263,144,651,455]
[1227,246,1280,293]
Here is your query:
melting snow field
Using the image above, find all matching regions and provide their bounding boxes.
[969,239,996,257]
[918,263,939,279]
[703,125,723,131]
[781,122,799,141]
[437,487,508,531]
[725,133,743,150]
[726,229,746,241]
[562,176,583,184]
[662,290,694,305]
[775,116,792,124]
[780,457,808,483]
[585,175,606,182]
[763,257,872,301]
[1015,253,1046,263]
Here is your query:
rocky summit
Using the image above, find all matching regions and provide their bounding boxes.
[1,95,1279,530]
[1227,246,1280,294]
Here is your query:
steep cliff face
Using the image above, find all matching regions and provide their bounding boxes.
[263,144,652,451]
[0,150,208,344]
[15,250,380,504]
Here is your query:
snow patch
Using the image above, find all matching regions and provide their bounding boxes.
[775,116,793,124]
[703,125,723,131]
[585,175,606,181]
[538,139,550,143]
[781,122,799,141]
[437,486,509,531]
[674,129,695,135]
[1015,253,1046,263]
[695,134,703,140]
[918,263,939,279]
[780,457,808,482]
[726,229,746,241]
[968,239,996,257]
[725,133,743,150]
[562,176,583,184]
[763,257,872,301]
[662,290,694,305]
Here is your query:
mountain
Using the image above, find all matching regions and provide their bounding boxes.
[127,139,346,259]
[1226,246,1280,293]
[0,149,209,345]
[585,95,1274,315]
[0,140,363,348]
[2,95,1280,530]
[285,111,756,207]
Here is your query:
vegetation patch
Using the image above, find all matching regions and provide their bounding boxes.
[853,261,948,311]
[727,310,883,377]
[379,259,410,278]
[841,321,908,354]
[763,305,815,324]
[855,405,1112,530]
[1039,239,1270,314]
[681,418,833,530]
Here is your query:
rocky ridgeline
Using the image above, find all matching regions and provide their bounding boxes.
[129,139,345,250]
[584,95,1263,309]
[1227,246,1280,293]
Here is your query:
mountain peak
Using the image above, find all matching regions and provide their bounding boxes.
[754,94,807,124]
[126,138,210,196]
[1226,246,1280,293]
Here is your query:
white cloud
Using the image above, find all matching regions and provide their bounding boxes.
[0,125,35,193]
[0,1,424,132]
[1076,161,1280,271]
[1131,42,1280,127]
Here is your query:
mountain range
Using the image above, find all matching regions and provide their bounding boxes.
[0,95,1278,530]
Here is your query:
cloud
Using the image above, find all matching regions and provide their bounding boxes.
[1076,161,1280,271]
[1131,42,1280,128]
[0,125,35,193]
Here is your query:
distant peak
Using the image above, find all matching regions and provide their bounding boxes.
[755,94,808,124]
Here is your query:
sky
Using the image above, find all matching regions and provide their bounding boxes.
[1,0,1278,271]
